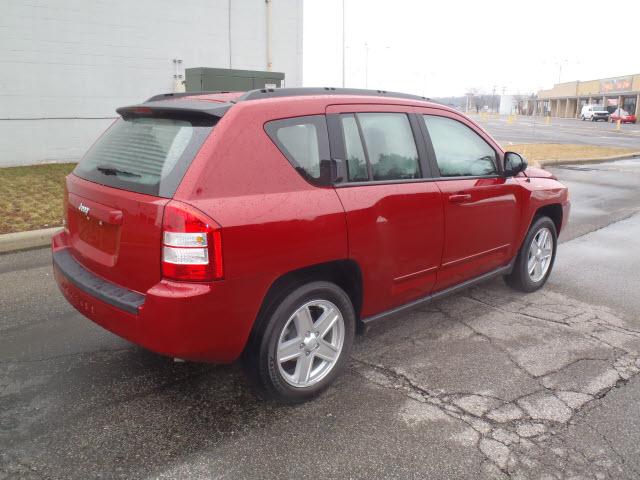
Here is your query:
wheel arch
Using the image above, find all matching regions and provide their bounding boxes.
[243,259,364,356]
[534,203,563,234]
[514,202,563,256]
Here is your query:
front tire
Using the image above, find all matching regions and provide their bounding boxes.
[243,281,355,403]
[504,216,557,292]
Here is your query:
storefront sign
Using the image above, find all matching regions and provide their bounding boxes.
[600,76,632,93]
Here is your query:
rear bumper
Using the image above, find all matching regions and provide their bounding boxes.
[52,233,263,363]
[53,249,144,314]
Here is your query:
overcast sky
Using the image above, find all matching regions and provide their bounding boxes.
[303,0,640,97]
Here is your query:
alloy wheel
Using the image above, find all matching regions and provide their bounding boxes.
[527,227,553,282]
[276,300,345,388]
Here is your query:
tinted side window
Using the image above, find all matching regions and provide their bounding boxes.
[340,114,369,182]
[265,115,331,185]
[358,113,420,181]
[423,115,497,177]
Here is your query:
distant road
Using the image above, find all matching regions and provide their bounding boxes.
[473,114,640,149]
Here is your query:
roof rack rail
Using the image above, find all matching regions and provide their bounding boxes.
[145,91,237,103]
[237,87,430,102]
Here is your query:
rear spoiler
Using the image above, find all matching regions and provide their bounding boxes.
[116,99,233,121]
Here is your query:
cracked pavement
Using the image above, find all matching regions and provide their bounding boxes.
[2,159,640,479]
[352,281,640,479]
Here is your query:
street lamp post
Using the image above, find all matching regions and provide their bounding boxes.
[364,42,369,89]
[554,59,569,84]
[342,0,346,88]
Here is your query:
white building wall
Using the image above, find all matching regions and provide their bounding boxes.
[0,0,303,166]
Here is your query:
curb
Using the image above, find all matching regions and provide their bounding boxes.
[0,227,62,254]
[536,152,640,167]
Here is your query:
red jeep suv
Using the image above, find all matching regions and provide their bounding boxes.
[52,88,570,402]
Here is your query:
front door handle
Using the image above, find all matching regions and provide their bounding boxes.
[449,194,472,203]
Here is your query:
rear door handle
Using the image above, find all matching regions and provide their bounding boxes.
[448,194,472,203]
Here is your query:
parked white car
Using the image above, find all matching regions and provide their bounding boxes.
[580,104,610,122]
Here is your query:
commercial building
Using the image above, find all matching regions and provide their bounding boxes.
[0,0,303,166]
[536,74,640,119]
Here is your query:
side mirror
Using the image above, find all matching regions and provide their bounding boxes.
[503,152,527,177]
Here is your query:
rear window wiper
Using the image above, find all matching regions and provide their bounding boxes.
[96,166,141,178]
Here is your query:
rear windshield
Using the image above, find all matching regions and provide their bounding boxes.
[74,116,214,197]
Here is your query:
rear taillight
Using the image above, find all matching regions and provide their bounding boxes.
[161,200,223,281]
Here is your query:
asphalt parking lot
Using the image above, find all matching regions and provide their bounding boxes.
[473,115,640,149]
[2,158,640,479]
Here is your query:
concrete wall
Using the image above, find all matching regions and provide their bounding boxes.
[565,98,577,118]
[538,89,554,100]
[0,0,303,166]
[577,80,601,96]
[540,74,640,101]
[538,82,579,99]
[553,81,578,98]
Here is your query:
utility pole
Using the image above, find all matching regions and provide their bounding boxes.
[265,0,272,71]
[341,0,346,87]
[558,63,562,83]
[364,42,369,89]
[556,59,568,84]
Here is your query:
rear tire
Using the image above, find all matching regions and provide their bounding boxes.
[504,216,557,293]
[243,281,355,403]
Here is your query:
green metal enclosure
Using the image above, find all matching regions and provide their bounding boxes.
[185,68,285,92]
